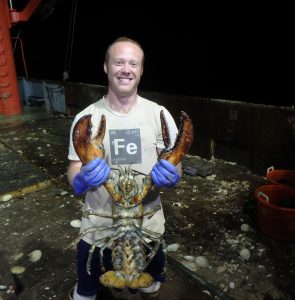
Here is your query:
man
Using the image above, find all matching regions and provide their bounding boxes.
[67,37,181,300]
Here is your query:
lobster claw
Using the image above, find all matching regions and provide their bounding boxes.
[159,110,194,166]
[133,110,193,204]
[72,111,194,205]
[72,111,193,167]
[72,114,106,164]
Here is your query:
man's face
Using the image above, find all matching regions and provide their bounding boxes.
[104,41,144,97]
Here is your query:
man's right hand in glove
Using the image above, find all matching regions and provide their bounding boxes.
[72,158,110,195]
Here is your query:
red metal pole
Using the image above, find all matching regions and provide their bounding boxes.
[0,0,22,116]
[10,0,42,23]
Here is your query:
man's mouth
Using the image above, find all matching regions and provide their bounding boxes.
[117,77,132,84]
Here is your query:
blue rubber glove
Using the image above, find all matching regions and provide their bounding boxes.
[73,158,110,195]
[151,159,180,188]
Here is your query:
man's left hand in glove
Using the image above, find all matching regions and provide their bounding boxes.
[151,159,180,188]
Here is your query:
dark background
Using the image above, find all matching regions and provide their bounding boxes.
[11,0,293,107]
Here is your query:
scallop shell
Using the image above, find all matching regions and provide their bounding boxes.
[10,266,25,274]
[166,243,180,252]
[239,248,250,260]
[29,250,42,262]
[0,194,12,202]
[183,255,196,261]
[70,219,81,228]
[196,256,209,267]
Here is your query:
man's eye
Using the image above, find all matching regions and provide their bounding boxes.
[115,61,123,66]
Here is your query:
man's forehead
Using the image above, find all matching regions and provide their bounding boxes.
[110,42,143,58]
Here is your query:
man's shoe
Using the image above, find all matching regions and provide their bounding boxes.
[68,285,97,300]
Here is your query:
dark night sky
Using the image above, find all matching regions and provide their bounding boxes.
[11,1,294,107]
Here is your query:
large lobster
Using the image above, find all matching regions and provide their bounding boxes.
[72,110,193,289]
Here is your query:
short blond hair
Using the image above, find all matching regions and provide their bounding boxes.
[104,36,145,66]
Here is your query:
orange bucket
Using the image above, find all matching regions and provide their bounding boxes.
[266,166,295,187]
[255,184,295,240]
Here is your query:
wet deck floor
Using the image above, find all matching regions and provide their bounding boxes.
[0,107,216,300]
[0,106,294,300]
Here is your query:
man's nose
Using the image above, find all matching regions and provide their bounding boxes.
[121,63,131,73]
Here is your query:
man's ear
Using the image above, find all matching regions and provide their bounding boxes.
[103,63,107,74]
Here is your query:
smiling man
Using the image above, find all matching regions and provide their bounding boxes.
[67,37,182,300]
[104,38,144,101]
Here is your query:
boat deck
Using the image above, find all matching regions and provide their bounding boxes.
[0,106,294,300]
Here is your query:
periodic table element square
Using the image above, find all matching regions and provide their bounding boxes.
[109,128,142,165]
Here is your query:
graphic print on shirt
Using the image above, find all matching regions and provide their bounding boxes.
[109,128,142,165]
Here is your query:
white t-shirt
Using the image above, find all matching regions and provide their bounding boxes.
[68,96,178,246]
